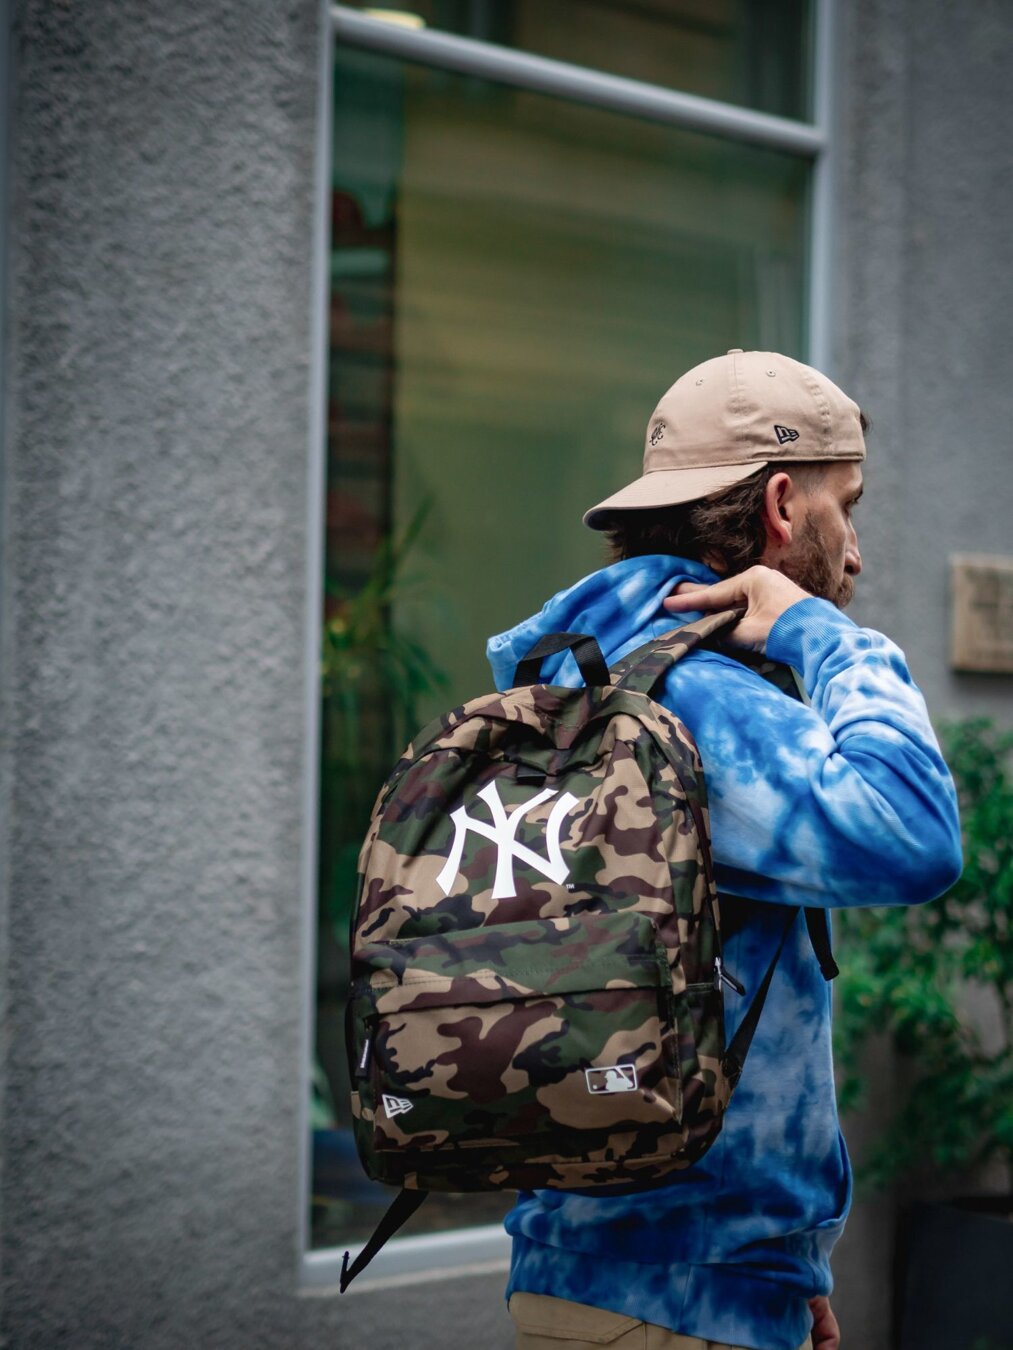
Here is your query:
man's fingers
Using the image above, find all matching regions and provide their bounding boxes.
[665,577,745,611]
[663,591,703,610]
[807,1296,840,1350]
[659,566,809,656]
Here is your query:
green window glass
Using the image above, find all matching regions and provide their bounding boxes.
[313,32,811,1252]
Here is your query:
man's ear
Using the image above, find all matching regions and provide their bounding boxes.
[762,471,798,550]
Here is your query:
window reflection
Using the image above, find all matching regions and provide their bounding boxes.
[312,40,809,1249]
[348,0,813,120]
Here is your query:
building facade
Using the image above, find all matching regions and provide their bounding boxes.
[1,2,1010,1347]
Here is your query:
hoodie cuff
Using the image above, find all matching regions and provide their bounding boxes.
[766,596,861,673]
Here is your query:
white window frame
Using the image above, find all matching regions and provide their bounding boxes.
[298,0,838,1293]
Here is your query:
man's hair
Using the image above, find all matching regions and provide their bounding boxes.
[602,413,869,572]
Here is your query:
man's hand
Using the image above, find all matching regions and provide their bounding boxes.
[808,1295,840,1349]
[663,565,812,654]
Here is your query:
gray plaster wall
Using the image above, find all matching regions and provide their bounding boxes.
[1,1,1010,1349]
[828,2,1013,1348]
[834,0,1013,719]
[0,0,511,1345]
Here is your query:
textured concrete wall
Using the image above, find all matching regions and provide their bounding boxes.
[1,1,1010,1348]
[835,0,1013,719]
[0,1,507,1345]
[829,3,1013,1348]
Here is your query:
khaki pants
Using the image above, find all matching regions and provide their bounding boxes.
[508,1292,814,1350]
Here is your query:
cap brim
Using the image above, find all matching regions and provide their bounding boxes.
[583,462,766,530]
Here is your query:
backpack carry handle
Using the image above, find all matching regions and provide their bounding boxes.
[514,632,611,689]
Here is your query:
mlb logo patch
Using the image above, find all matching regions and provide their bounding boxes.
[585,1064,638,1095]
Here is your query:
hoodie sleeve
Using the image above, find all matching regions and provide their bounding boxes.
[663,597,963,909]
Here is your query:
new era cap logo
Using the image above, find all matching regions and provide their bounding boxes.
[774,424,799,445]
[585,1065,638,1095]
[382,1094,414,1118]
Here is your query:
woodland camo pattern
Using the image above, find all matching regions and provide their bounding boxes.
[347,615,741,1193]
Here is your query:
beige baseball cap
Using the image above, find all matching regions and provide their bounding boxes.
[583,349,866,530]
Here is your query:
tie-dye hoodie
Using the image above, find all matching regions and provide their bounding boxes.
[485,555,962,1350]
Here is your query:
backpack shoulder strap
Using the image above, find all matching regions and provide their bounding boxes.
[720,644,809,704]
[720,646,840,982]
[804,907,839,981]
[340,1188,427,1292]
[722,907,798,1086]
[616,615,840,984]
[610,606,746,699]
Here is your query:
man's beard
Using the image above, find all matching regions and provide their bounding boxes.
[779,513,854,609]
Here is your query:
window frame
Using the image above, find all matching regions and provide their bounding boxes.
[298,0,838,1292]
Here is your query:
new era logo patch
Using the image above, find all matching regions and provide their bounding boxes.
[382,1094,414,1118]
[585,1065,638,1095]
[774,424,799,445]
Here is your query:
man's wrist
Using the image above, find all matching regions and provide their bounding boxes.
[766,596,859,667]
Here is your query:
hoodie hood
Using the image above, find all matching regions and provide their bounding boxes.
[486,555,720,691]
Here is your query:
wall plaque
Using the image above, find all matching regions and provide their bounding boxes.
[950,555,1013,673]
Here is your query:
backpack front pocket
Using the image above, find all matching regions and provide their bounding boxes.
[349,909,689,1189]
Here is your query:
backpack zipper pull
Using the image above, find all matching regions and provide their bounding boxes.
[713,955,745,996]
[355,1028,374,1081]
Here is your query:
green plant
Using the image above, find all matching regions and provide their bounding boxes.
[834,718,1013,1191]
[318,501,448,936]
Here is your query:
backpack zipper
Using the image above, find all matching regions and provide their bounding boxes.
[704,889,744,994]
[713,954,745,995]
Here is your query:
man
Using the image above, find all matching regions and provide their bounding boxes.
[486,349,963,1350]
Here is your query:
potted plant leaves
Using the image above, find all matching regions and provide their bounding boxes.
[313,502,449,1244]
[834,717,1013,1350]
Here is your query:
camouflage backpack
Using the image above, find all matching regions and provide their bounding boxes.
[339,614,836,1290]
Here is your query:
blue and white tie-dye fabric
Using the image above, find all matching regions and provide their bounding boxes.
[486,555,962,1350]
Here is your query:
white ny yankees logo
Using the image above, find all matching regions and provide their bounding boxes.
[435,781,579,900]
